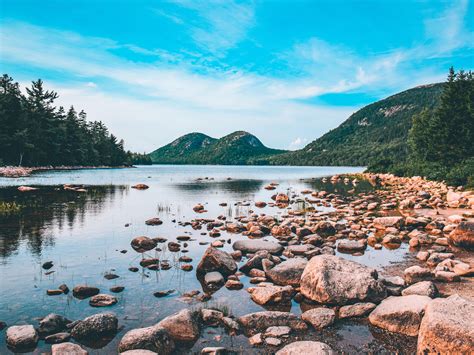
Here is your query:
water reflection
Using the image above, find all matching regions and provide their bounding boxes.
[172,179,264,196]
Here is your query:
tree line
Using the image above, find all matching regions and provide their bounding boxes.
[0,74,151,166]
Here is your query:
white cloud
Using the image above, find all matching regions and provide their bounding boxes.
[288,137,308,150]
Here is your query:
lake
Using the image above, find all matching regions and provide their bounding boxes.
[0,165,416,354]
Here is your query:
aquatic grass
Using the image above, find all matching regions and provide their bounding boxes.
[192,300,233,317]
[0,201,22,214]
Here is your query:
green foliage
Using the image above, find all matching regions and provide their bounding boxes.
[149,131,286,165]
[0,74,135,167]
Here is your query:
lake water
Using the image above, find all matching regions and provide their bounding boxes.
[0,165,416,354]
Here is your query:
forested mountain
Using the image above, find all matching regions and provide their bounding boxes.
[149,131,286,165]
[270,83,445,166]
[0,75,151,166]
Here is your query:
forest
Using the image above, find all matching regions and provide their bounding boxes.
[0,74,151,167]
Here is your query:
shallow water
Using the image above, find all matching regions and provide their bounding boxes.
[0,165,416,354]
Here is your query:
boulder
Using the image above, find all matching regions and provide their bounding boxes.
[301,308,336,329]
[204,272,225,289]
[265,258,307,286]
[276,341,335,355]
[71,313,118,340]
[401,281,438,298]
[336,239,367,253]
[131,236,157,253]
[417,295,474,354]
[248,284,294,305]
[239,250,272,273]
[51,342,88,354]
[233,240,283,255]
[300,255,386,305]
[338,302,376,319]
[6,325,38,350]
[449,221,474,249]
[368,295,431,336]
[157,309,199,343]
[118,325,174,354]
[404,266,432,284]
[196,247,237,277]
[89,294,118,307]
[238,311,307,335]
[38,314,71,335]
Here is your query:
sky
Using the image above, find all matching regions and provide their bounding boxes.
[1,0,473,153]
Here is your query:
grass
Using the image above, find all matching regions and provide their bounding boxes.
[0,201,22,214]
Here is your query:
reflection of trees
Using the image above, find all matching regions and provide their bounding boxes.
[0,185,128,260]
[172,179,264,196]
[306,178,376,195]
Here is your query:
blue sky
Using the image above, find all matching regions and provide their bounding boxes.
[1,0,473,152]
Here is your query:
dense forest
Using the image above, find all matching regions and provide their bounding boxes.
[368,68,474,186]
[0,74,151,166]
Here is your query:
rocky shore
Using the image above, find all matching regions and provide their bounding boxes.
[0,165,133,178]
[3,173,474,354]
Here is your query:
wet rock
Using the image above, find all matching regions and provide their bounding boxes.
[255,201,267,208]
[131,237,157,253]
[153,290,175,298]
[238,311,307,335]
[373,216,404,229]
[248,333,263,345]
[181,264,193,271]
[314,221,336,237]
[404,266,432,284]
[6,325,38,350]
[449,221,474,249]
[201,309,224,326]
[286,244,313,255]
[132,184,149,190]
[42,261,54,270]
[368,295,431,336]
[47,289,64,296]
[120,351,158,355]
[204,271,225,289]
[201,347,227,355]
[225,279,243,290]
[167,242,181,252]
[51,342,88,354]
[338,302,376,319]
[401,281,438,297]
[110,286,125,293]
[196,247,237,277]
[89,294,118,307]
[233,240,283,255]
[248,284,294,305]
[275,193,289,203]
[44,332,71,344]
[58,284,69,294]
[157,309,200,343]
[118,325,174,354]
[382,234,401,244]
[145,218,163,226]
[71,313,118,340]
[104,273,120,280]
[276,341,335,355]
[300,254,386,305]
[193,204,205,212]
[337,239,367,253]
[239,250,272,273]
[72,285,100,299]
[265,258,307,287]
[38,314,71,335]
[418,294,474,354]
[301,308,336,329]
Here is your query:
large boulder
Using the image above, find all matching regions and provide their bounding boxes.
[276,341,335,355]
[196,247,237,277]
[265,258,307,286]
[156,309,200,343]
[6,325,38,350]
[118,325,174,354]
[38,313,71,335]
[238,311,307,335]
[401,281,438,298]
[71,313,118,340]
[233,240,283,255]
[368,295,431,336]
[417,294,474,353]
[301,308,336,329]
[449,221,474,249]
[300,255,386,305]
[52,342,88,355]
[248,284,294,305]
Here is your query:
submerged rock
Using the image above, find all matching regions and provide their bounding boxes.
[38,314,71,335]
[51,342,88,354]
[72,285,100,299]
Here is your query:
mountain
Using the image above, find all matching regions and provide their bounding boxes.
[149,131,287,165]
[270,83,445,166]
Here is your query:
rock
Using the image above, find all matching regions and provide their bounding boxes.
[118,325,174,354]
[89,294,118,307]
[71,313,118,340]
[110,286,125,293]
[382,234,401,244]
[337,239,367,253]
[47,289,64,296]
[225,279,243,290]
[72,285,100,299]
[248,284,294,305]
[221,317,239,334]
[38,314,71,335]
[201,309,224,326]
[339,302,376,318]
[276,341,335,355]
[239,250,271,273]
[204,271,225,289]
[42,261,54,269]
[193,204,205,212]
[157,309,199,343]
[265,258,307,287]
[238,311,307,335]
[264,326,291,337]
[17,186,38,192]
[51,342,88,354]
[314,221,336,237]
[248,333,263,345]
[301,308,336,329]
[255,201,267,208]
[275,193,289,203]
[6,325,38,350]
[402,281,438,297]
[435,270,460,282]
[197,247,237,277]
[233,240,283,255]
[368,295,431,336]
[300,255,386,305]
[145,218,162,226]
[417,295,474,354]
[44,332,71,344]
[120,351,157,355]
[449,221,474,249]
[131,236,157,253]
[201,347,227,355]
[404,266,432,284]
[286,244,313,255]
[373,216,404,229]
[132,184,149,190]
[265,337,282,346]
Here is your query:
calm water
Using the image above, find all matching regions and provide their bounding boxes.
[0,165,415,354]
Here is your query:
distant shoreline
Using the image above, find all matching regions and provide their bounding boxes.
[0,165,135,178]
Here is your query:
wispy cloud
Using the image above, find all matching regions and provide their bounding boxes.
[289,137,308,150]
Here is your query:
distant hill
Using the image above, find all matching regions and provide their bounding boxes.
[270,83,445,166]
[149,131,287,165]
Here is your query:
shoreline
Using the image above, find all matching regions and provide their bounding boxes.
[0,165,135,178]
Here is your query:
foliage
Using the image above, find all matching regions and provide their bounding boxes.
[0,74,138,167]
